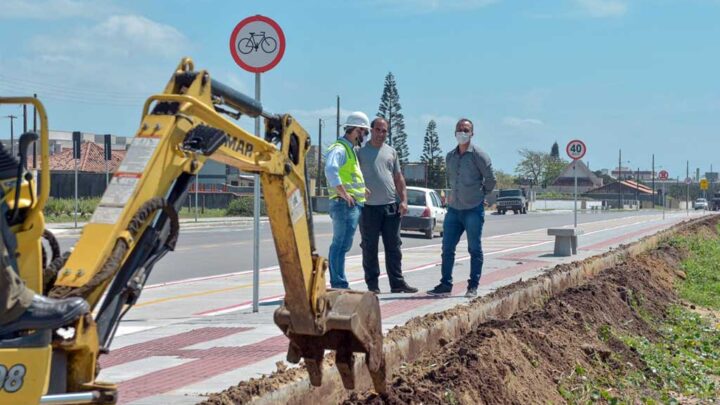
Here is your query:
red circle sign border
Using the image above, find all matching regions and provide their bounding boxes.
[229,15,286,73]
[658,170,669,180]
[566,139,587,160]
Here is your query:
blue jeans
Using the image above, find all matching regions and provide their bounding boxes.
[328,199,361,288]
[440,204,485,289]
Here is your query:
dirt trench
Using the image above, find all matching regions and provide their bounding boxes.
[343,221,713,404]
[201,217,718,405]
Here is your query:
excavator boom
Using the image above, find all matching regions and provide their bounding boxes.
[0,58,385,405]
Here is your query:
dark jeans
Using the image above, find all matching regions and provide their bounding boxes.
[440,203,485,289]
[359,203,405,289]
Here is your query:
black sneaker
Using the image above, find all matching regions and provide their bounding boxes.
[426,284,452,297]
[465,287,478,298]
[368,287,381,294]
[391,284,419,294]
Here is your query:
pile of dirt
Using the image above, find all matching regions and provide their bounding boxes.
[343,220,717,404]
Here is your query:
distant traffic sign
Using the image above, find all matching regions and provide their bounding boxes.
[566,140,586,160]
[229,15,286,73]
[685,177,692,185]
[658,170,669,180]
[700,178,709,190]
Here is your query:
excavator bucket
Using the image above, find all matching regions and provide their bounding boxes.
[274,290,386,393]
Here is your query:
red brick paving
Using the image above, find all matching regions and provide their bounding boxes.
[101,327,251,369]
[116,334,289,404]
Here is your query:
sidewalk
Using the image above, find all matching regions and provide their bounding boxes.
[97,211,709,404]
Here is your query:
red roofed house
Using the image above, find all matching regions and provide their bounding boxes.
[49,142,125,173]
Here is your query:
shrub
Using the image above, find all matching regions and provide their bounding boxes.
[225,196,267,216]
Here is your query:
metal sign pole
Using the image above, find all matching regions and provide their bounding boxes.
[253,72,261,313]
[573,162,578,228]
[662,182,665,220]
[194,175,199,222]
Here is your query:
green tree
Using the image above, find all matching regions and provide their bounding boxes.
[420,120,445,188]
[515,149,546,188]
[494,170,517,190]
[377,72,409,165]
[543,155,568,186]
[550,141,560,159]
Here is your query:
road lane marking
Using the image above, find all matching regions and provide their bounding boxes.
[134,280,278,308]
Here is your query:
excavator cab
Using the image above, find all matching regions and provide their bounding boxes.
[0,57,385,404]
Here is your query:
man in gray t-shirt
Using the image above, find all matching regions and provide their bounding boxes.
[357,118,417,294]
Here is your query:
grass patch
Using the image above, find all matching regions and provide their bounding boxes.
[560,306,720,404]
[672,224,720,310]
[559,226,720,403]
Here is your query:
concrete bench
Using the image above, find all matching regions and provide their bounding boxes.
[547,228,584,256]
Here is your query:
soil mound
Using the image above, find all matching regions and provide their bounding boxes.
[343,220,717,404]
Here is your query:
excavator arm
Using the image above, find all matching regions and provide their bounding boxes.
[1,58,384,404]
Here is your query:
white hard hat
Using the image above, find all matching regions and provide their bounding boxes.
[343,111,371,130]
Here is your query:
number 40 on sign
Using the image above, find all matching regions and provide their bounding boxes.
[566,140,587,161]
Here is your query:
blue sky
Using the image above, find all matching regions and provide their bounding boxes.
[1,0,718,177]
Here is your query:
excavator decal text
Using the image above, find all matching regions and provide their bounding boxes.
[225,138,254,157]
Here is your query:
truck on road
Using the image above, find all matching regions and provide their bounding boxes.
[496,188,528,215]
[711,192,720,211]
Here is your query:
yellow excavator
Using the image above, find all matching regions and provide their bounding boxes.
[0,58,385,404]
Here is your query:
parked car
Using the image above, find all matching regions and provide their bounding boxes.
[496,188,528,215]
[694,198,708,210]
[401,187,446,239]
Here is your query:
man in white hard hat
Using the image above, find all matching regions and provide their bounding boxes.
[324,111,370,289]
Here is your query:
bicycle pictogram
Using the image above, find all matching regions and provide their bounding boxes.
[237,31,278,55]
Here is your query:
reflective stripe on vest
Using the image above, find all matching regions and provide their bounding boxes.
[327,140,366,203]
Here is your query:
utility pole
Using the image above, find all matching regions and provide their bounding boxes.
[22,105,27,139]
[32,94,37,168]
[686,160,690,216]
[5,115,17,156]
[651,154,655,208]
[317,118,323,196]
[618,149,622,209]
[336,95,340,139]
[636,167,640,210]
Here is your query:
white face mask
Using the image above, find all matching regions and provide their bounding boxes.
[455,132,471,144]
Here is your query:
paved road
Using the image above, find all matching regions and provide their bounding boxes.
[57,210,666,285]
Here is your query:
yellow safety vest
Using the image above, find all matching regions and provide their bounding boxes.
[327,140,366,203]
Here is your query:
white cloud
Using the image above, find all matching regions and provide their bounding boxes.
[30,15,188,59]
[573,0,627,18]
[372,0,500,13]
[502,116,544,128]
[1,0,118,20]
[0,14,190,107]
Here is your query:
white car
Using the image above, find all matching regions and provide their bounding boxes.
[694,198,708,210]
[401,187,446,239]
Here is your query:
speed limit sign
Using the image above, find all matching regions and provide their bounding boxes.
[566,140,586,160]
